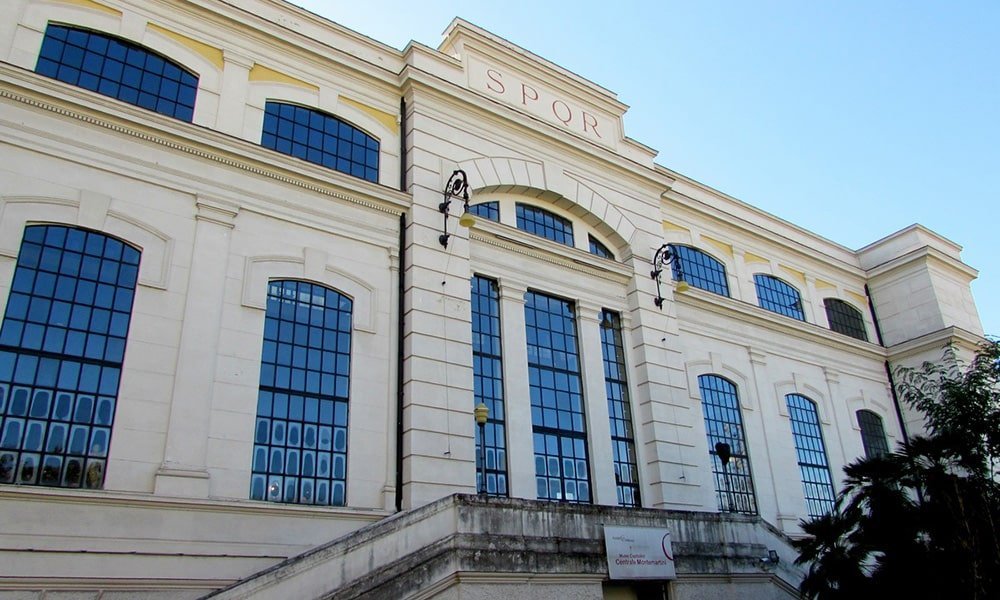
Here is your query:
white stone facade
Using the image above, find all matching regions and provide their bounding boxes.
[0,1,984,598]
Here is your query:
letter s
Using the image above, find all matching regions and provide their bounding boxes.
[486,69,505,94]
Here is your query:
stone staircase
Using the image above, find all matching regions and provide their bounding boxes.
[203,494,805,600]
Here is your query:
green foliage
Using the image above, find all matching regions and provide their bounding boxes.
[794,341,1000,600]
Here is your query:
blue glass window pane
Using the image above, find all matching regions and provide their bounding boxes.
[588,235,614,260]
[600,310,639,507]
[261,101,379,183]
[34,24,198,122]
[525,291,590,503]
[0,225,139,490]
[252,280,352,506]
[471,276,508,497]
[786,394,836,518]
[670,245,729,297]
[698,375,758,514]
[516,204,574,247]
[754,274,805,320]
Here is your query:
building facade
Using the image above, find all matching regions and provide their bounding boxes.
[0,1,985,598]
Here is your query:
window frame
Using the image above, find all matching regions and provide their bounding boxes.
[786,393,836,518]
[600,310,640,507]
[856,409,890,459]
[754,274,806,321]
[515,203,575,248]
[588,235,614,260]
[471,275,509,497]
[824,298,869,341]
[0,224,141,490]
[261,101,379,183]
[250,279,353,507]
[525,290,591,504]
[669,244,730,297]
[698,374,758,515]
[35,23,199,122]
[467,202,499,222]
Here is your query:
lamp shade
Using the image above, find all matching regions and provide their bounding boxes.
[458,211,476,228]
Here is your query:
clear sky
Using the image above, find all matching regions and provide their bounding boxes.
[293,0,998,337]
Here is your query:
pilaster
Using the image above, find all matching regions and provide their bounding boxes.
[497,279,534,499]
[577,300,616,506]
[155,196,238,498]
[216,50,253,136]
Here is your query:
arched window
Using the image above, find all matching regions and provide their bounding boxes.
[601,310,639,507]
[670,245,729,297]
[0,225,140,489]
[698,375,757,514]
[516,204,574,247]
[471,275,508,496]
[467,201,499,222]
[786,394,836,517]
[525,291,590,503]
[35,24,198,121]
[857,410,889,459]
[251,280,352,506]
[588,235,614,260]
[824,298,868,341]
[754,274,805,321]
[261,101,379,183]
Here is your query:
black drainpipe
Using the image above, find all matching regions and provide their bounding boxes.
[866,284,910,445]
[394,97,407,512]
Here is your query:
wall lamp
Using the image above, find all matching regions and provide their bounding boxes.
[438,169,475,247]
[650,244,689,308]
[474,402,490,496]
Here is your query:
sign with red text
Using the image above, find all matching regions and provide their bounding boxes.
[468,56,616,148]
[604,525,677,580]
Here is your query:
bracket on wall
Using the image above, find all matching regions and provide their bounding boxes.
[438,169,474,247]
[650,243,689,308]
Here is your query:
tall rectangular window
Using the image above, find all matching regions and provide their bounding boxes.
[471,276,508,496]
[698,375,758,514]
[786,393,836,517]
[525,291,590,503]
[0,225,140,489]
[600,310,640,507]
[251,280,352,506]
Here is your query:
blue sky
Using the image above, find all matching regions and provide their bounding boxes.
[294,0,998,337]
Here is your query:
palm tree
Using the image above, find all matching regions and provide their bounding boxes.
[794,341,1000,599]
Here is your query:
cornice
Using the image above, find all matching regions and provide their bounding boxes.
[865,244,979,282]
[171,0,404,84]
[662,189,867,281]
[0,485,389,521]
[658,168,859,262]
[674,286,887,365]
[469,222,633,286]
[858,223,963,257]
[886,326,986,362]
[0,65,409,216]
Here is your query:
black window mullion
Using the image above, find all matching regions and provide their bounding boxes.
[525,290,590,504]
[786,393,836,517]
[34,24,198,121]
[0,225,139,490]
